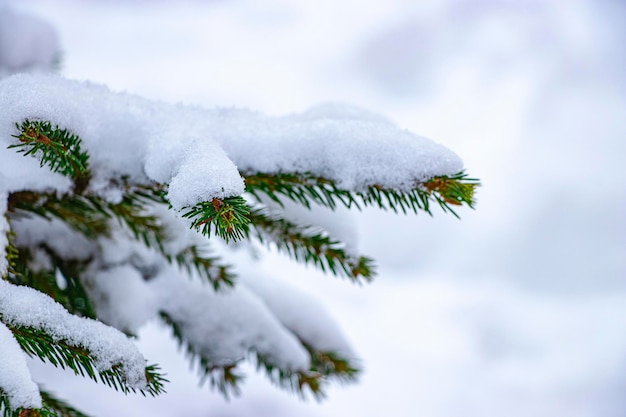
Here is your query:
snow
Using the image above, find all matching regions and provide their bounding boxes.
[0,321,41,409]
[0,280,149,389]
[153,268,311,370]
[0,72,460,209]
[240,272,355,357]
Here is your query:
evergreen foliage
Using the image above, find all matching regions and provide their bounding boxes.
[1,94,479,415]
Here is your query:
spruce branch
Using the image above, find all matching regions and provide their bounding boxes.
[254,354,324,400]
[170,245,236,290]
[7,192,109,239]
[159,312,244,398]
[181,196,250,242]
[245,170,480,217]
[38,389,91,417]
[5,323,166,397]
[106,192,166,253]
[3,229,19,279]
[8,247,96,319]
[304,344,360,383]
[248,208,374,282]
[10,120,89,181]
[255,347,359,400]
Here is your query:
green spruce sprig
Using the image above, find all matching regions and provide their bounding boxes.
[8,247,96,319]
[304,343,360,383]
[254,353,324,399]
[38,389,91,417]
[248,208,374,282]
[181,197,250,242]
[6,323,166,397]
[159,312,244,398]
[10,121,89,180]
[245,171,480,217]
[7,192,109,239]
[170,245,236,290]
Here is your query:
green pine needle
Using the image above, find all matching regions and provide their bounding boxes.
[248,208,375,283]
[245,170,480,218]
[170,245,236,290]
[6,323,166,397]
[10,120,89,180]
[7,192,110,239]
[181,196,250,242]
[159,312,244,398]
[8,247,96,319]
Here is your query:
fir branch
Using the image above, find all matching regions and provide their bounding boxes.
[245,170,480,217]
[8,247,96,319]
[254,347,359,400]
[106,192,165,253]
[3,229,19,279]
[1,387,99,417]
[5,324,165,397]
[10,120,89,181]
[304,344,360,383]
[159,312,244,398]
[248,208,374,283]
[422,171,480,216]
[39,389,91,417]
[7,188,166,251]
[7,192,110,239]
[254,354,325,400]
[170,246,236,290]
[181,197,250,242]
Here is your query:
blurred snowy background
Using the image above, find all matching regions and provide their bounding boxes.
[4,0,626,416]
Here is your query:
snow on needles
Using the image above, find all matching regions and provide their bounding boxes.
[0,280,149,390]
[0,322,41,409]
[0,73,462,207]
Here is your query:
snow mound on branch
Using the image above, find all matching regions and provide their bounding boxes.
[0,74,462,209]
[241,273,355,357]
[0,280,149,389]
[154,268,311,370]
[0,74,244,210]
[0,322,41,409]
[196,103,463,190]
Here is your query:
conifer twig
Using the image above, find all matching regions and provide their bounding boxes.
[248,208,374,282]
[6,323,166,397]
[245,170,480,217]
[10,120,90,182]
[170,245,236,290]
[181,196,250,242]
[159,312,244,398]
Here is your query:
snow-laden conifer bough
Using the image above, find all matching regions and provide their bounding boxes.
[0,14,478,417]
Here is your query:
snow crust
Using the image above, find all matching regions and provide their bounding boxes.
[241,273,354,357]
[0,74,461,208]
[0,321,42,409]
[0,280,149,389]
[0,74,244,209]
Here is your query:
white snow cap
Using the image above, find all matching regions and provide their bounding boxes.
[0,322,42,409]
[0,74,462,208]
[0,280,150,389]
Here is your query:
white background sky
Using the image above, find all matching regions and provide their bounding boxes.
[7,0,626,416]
